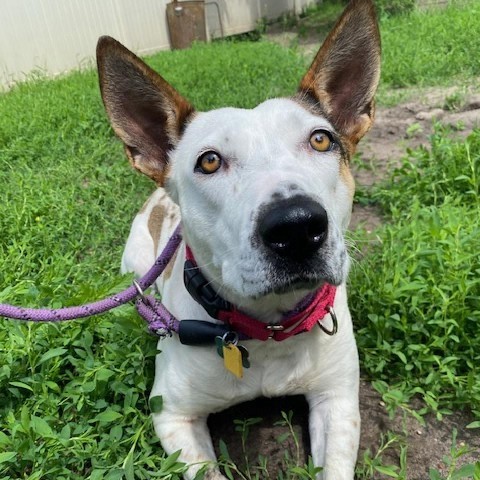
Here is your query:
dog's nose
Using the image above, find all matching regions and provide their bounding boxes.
[258,197,328,260]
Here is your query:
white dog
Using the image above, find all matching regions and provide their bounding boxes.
[96,0,380,478]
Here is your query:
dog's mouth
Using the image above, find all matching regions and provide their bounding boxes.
[253,277,320,298]
[247,262,344,300]
[233,236,349,301]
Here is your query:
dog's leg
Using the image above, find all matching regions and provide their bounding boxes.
[153,411,227,480]
[307,390,360,480]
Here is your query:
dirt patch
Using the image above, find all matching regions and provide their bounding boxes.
[354,89,480,188]
[209,381,480,479]
[207,25,480,479]
[359,380,480,478]
[350,88,480,231]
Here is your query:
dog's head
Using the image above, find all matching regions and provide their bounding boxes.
[97,0,380,311]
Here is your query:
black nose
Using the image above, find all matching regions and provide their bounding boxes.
[258,197,328,261]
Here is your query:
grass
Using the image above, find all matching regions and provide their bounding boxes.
[376,0,480,104]
[1,1,480,478]
[380,1,480,90]
[350,126,480,417]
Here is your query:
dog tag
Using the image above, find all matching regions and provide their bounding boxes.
[223,343,243,379]
[215,333,250,377]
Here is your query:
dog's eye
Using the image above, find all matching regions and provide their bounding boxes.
[309,130,333,152]
[195,151,222,174]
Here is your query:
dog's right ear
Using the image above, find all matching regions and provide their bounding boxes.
[96,36,195,185]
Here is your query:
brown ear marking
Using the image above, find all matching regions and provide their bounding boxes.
[299,0,381,146]
[96,36,195,185]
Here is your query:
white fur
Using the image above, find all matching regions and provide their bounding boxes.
[122,98,360,479]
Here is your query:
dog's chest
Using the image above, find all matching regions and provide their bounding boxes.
[244,332,336,396]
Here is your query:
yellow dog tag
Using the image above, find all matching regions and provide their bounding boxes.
[223,343,243,379]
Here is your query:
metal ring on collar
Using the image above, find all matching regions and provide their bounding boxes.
[318,306,338,336]
[222,331,239,346]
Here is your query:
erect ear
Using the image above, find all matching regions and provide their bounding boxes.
[299,0,380,146]
[96,36,195,185]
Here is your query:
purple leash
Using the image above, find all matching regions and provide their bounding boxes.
[0,225,182,336]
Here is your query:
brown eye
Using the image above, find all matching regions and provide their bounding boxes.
[309,130,333,152]
[195,151,222,174]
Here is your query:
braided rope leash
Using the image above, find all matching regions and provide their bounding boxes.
[0,225,182,335]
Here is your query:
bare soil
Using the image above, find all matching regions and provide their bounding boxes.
[210,381,480,478]
[351,87,480,233]
[208,23,480,479]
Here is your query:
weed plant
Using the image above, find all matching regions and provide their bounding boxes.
[350,127,480,417]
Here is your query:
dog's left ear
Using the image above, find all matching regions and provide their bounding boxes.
[96,36,195,185]
[299,0,381,145]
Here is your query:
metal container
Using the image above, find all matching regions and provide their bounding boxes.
[166,0,207,49]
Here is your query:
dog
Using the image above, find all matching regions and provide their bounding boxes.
[96,0,380,478]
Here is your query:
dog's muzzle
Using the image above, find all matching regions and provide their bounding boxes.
[258,196,328,261]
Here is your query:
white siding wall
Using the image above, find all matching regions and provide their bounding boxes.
[0,0,316,88]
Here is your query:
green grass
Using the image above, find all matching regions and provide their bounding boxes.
[147,42,306,110]
[379,0,480,97]
[1,2,480,478]
[383,1,480,85]
[350,126,480,418]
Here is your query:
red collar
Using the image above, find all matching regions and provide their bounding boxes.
[184,245,337,341]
